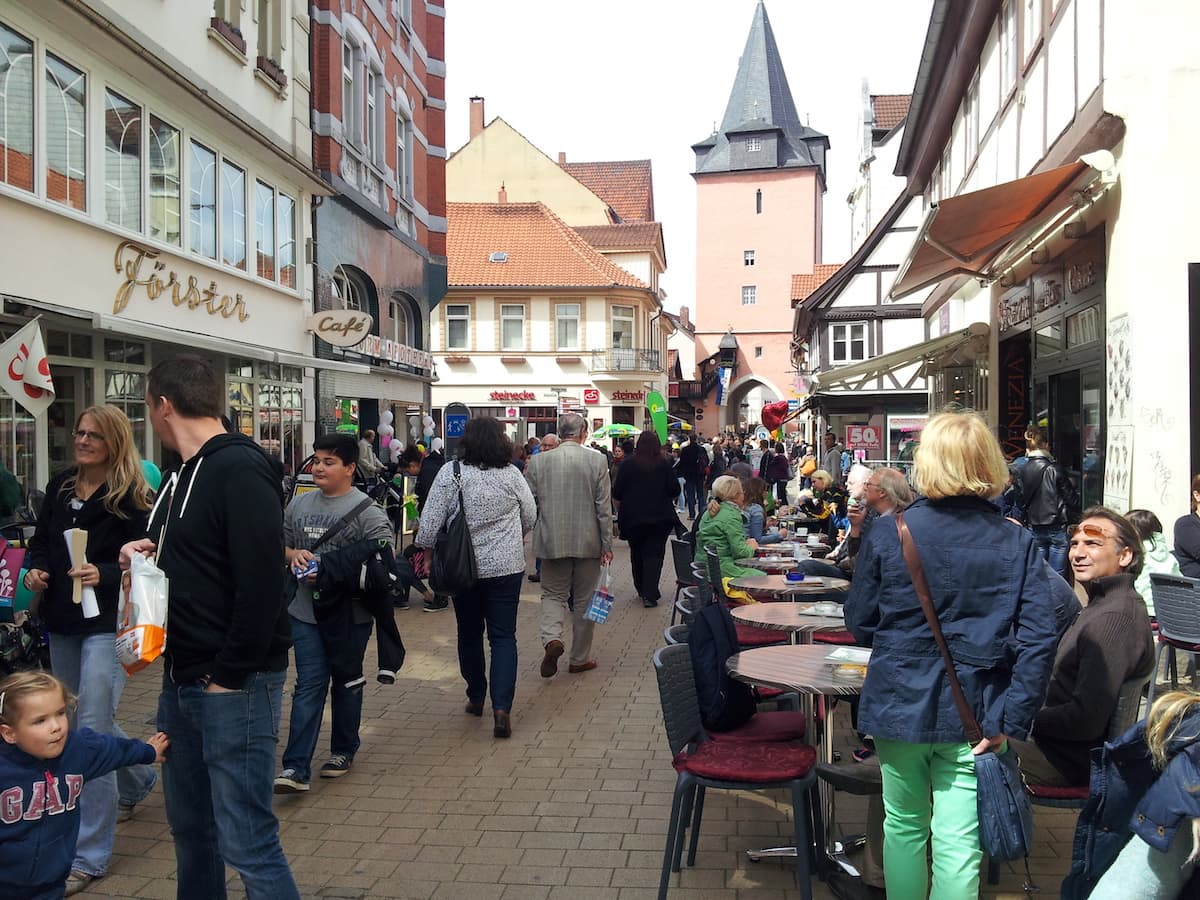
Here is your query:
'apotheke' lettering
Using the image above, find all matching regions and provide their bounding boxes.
[113,240,249,322]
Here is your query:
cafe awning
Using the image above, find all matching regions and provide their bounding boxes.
[889,162,1095,300]
[812,322,989,393]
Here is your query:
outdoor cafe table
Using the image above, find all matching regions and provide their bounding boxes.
[727,643,871,872]
[730,602,846,644]
[728,574,850,602]
[736,556,799,573]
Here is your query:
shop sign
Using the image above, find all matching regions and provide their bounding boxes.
[611,390,646,402]
[846,425,882,451]
[489,390,537,401]
[997,282,1032,333]
[1066,238,1104,299]
[582,388,600,404]
[1032,270,1063,316]
[358,334,433,370]
[307,309,373,348]
[113,239,249,322]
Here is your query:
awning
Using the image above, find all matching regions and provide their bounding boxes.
[889,162,1095,300]
[812,323,989,393]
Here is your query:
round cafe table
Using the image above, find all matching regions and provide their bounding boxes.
[728,574,850,601]
[736,556,799,573]
[731,602,845,644]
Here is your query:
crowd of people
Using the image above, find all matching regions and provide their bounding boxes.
[7,378,1200,899]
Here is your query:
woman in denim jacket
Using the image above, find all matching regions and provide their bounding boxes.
[1064,690,1200,900]
[844,410,1060,900]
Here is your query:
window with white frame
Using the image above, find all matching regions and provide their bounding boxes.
[104,88,142,231]
[832,323,867,363]
[148,114,181,245]
[963,75,979,169]
[256,0,280,62]
[741,285,757,306]
[277,192,296,287]
[500,304,525,351]
[388,297,411,346]
[342,42,356,143]
[744,250,756,266]
[189,140,217,259]
[395,109,410,199]
[1000,1,1017,98]
[45,52,87,211]
[364,70,377,160]
[611,305,634,349]
[1022,0,1042,63]
[254,179,274,280]
[746,136,762,152]
[219,158,246,270]
[0,22,34,193]
[555,303,580,350]
[397,0,413,28]
[332,266,362,311]
[445,304,470,350]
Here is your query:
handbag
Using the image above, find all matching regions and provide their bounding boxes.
[429,461,477,596]
[895,514,1037,870]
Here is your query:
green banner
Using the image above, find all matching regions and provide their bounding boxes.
[646,390,668,442]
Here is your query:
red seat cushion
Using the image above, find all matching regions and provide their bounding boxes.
[673,740,817,782]
[710,711,807,743]
[1158,633,1200,651]
[813,630,857,645]
[755,686,784,700]
[734,622,788,646]
[1028,784,1088,801]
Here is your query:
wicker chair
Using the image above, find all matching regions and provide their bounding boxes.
[673,586,702,626]
[1147,573,1200,705]
[652,643,820,899]
[663,623,690,645]
[669,539,698,623]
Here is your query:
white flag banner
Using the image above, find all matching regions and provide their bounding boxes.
[0,318,55,416]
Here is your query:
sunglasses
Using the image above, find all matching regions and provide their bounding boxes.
[74,429,106,443]
[1069,523,1116,541]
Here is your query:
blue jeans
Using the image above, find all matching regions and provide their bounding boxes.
[281,616,372,781]
[1032,524,1069,577]
[796,559,846,580]
[48,632,157,877]
[675,477,687,511]
[684,479,705,518]
[157,669,299,900]
[452,572,522,712]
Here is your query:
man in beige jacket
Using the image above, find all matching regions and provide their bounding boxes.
[525,413,613,676]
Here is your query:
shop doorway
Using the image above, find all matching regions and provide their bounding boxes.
[1032,365,1104,510]
[47,367,94,476]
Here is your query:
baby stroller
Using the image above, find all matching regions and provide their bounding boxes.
[0,515,51,674]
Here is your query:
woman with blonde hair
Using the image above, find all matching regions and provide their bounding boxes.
[24,404,155,895]
[1065,689,1200,898]
[844,409,1059,900]
[693,474,758,580]
[797,468,847,540]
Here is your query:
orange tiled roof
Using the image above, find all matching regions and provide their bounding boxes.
[790,265,844,304]
[561,160,654,222]
[573,222,665,266]
[871,94,911,132]
[447,202,650,290]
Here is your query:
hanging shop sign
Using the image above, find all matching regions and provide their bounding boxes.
[583,388,600,404]
[307,309,374,348]
[113,239,249,322]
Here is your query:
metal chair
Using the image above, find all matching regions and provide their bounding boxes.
[652,643,820,899]
[1147,573,1200,705]
[669,539,699,623]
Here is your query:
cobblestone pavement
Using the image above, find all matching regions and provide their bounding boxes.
[91,542,1072,899]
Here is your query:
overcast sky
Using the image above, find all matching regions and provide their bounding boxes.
[443,0,934,312]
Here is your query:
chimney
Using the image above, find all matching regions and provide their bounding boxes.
[679,305,690,329]
[558,152,566,165]
[498,182,507,204]
[469,96,485,140]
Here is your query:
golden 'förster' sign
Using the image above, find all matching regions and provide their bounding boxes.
[113,240,250,322]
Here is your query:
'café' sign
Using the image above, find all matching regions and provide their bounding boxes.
[113,240,249,322]
[307,309,373,348]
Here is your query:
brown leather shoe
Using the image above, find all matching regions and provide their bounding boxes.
[493,710,511,739]
[465,700,484,717]
[568,660,598,674]
[540,640,564,678]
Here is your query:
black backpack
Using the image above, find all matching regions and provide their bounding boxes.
[687,600,756,732]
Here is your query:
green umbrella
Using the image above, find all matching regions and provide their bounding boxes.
[592,423,641,440]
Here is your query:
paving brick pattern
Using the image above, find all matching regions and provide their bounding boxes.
[91,543,1073,899]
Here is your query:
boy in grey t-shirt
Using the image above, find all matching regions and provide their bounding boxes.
[274,434,392,792]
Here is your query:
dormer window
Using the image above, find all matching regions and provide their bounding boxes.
[746,136,762,152]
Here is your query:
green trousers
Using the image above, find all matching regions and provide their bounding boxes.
[875,738,981,900]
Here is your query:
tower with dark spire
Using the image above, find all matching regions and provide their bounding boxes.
[690,1,829,434]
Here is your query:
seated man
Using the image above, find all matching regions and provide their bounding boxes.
[1012,506,1156,786]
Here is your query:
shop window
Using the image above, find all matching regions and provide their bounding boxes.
[46,330,92,358]
[1066,306,1101,348]
[104,89,142,231]
[45,53,87,211]
[189,140,217,259]
[148,114,181,245]
[254,179,275,280]
[219,158,246,270]
[500,304,525,351]
[105,369,147,453]
[277,192,296,288]
[0,22,34,192]
[832,323,867,363]
[0,392,35,503]
[104,339,145,365]
[228,357,255,379]
[555,303,579,350]
[1035,321,1062,356]
[227,377,254,436]
[445,304,470,351]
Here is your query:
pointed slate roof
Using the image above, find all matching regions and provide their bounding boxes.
[447,202,650,290]
[693,0,829,180]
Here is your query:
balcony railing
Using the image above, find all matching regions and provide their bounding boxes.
[674,379,705,399]
[590,347,662,374]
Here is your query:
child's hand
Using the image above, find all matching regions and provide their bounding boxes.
[146,732,169,763]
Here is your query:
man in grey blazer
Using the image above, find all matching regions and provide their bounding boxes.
[526,413,614,676]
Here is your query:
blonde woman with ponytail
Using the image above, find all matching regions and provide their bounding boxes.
[24,404,155,894]
[1065,689,1200,899]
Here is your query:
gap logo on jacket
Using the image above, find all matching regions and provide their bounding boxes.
[0,771,83,822]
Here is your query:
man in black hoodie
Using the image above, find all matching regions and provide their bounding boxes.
[121,356,298,900]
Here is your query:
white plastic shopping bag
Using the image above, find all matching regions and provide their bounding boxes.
[583,564,614,624]
[116,553,169,674]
